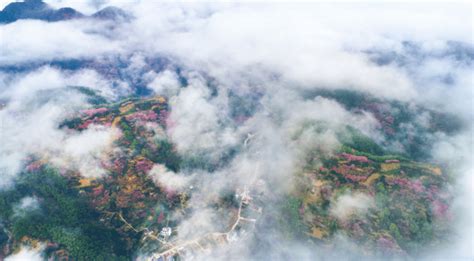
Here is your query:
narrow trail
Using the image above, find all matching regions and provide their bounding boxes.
[147,133,263,261]
[147,186,261,261]
[102,211,170,244]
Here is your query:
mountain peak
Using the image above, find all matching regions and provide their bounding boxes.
[0,1,130,24]
[92,6,133,22]
[0,0,50,23]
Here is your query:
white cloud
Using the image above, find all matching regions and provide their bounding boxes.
[148,163,193,190]
[424,132,474,259]
[54,124,119,178]
[5,245,44,261]
[0,19,120,65]
[2,2,470,103]
[13,196,40,217]
[330,193,374,221]
[147,69,181,97]
[0,67,126,102]
[0,67,121,188]
[123,2,471,101]
[167,77,238,156]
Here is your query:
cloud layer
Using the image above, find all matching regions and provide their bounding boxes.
[0,1,472,260]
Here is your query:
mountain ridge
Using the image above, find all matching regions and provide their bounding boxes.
[0,0,131,24]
